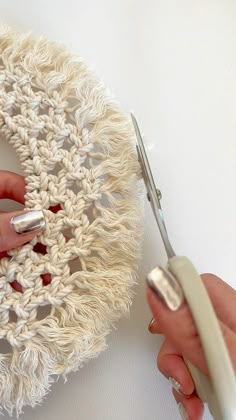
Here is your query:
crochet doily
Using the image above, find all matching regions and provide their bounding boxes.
[0,28,142,416]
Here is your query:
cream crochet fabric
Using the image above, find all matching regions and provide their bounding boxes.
[0,28,142,416]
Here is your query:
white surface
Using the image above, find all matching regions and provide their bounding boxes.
[0,1,236,419]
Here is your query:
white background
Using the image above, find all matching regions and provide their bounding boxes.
[0,1,236,419]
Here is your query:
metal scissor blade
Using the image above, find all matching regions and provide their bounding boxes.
[131,113,175,258]
[131,113,161,206]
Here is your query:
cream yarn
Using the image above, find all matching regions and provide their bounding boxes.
[0,28,142,416]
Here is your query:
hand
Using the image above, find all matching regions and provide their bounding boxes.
[147,273,236,420]
[0,170,45,254]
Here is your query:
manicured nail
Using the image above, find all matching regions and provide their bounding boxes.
[169,377,183,395]
[11,210,46,234]
[147,265,184,311]
[178,403,188,420]
[148,317,155,333]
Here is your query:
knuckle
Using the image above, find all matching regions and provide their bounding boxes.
[182,318,198,342]
[173,306,197,343]
[201,272,218,282]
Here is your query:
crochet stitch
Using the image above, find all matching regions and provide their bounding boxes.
[0,28,142,416]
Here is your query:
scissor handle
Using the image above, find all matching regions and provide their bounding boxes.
[168,256,236,420]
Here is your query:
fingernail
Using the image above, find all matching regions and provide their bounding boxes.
[148,317,155,333]
[169,377,183,395]
[147,266,184,311]
[178,403,188,420]
[11,210,46,234]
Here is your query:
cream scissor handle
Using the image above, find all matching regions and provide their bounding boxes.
[168,256,236,420]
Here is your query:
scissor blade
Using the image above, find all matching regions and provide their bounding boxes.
[131,113,175,258]
[131,113,161,207]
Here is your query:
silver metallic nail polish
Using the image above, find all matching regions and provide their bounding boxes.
[178,402,188,420]
[169,377,183,395]
[147,266,184,311]
[11,210,46,234]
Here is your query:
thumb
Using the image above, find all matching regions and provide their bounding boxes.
[0,210,46,252]
[147,281,236,378]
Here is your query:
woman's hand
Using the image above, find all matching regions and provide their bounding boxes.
[0,170,45,254]
[147,273,236,419]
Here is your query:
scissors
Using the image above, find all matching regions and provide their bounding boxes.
[131,113,236,420]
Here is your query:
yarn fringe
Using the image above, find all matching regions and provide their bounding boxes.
[0,26,143,416]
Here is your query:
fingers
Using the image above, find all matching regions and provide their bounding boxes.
[147,287,236,377]
[0,171,45,251]
[0,210,45,252]
[158,339,203,418]
[148,274,236,418]
[172,389,204,420]
[147,274,236,417]
[157,340,204,418]
[157,339,195,396]
[0,171,25,204]
[202,274,236,333]
[149,274,236,334]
